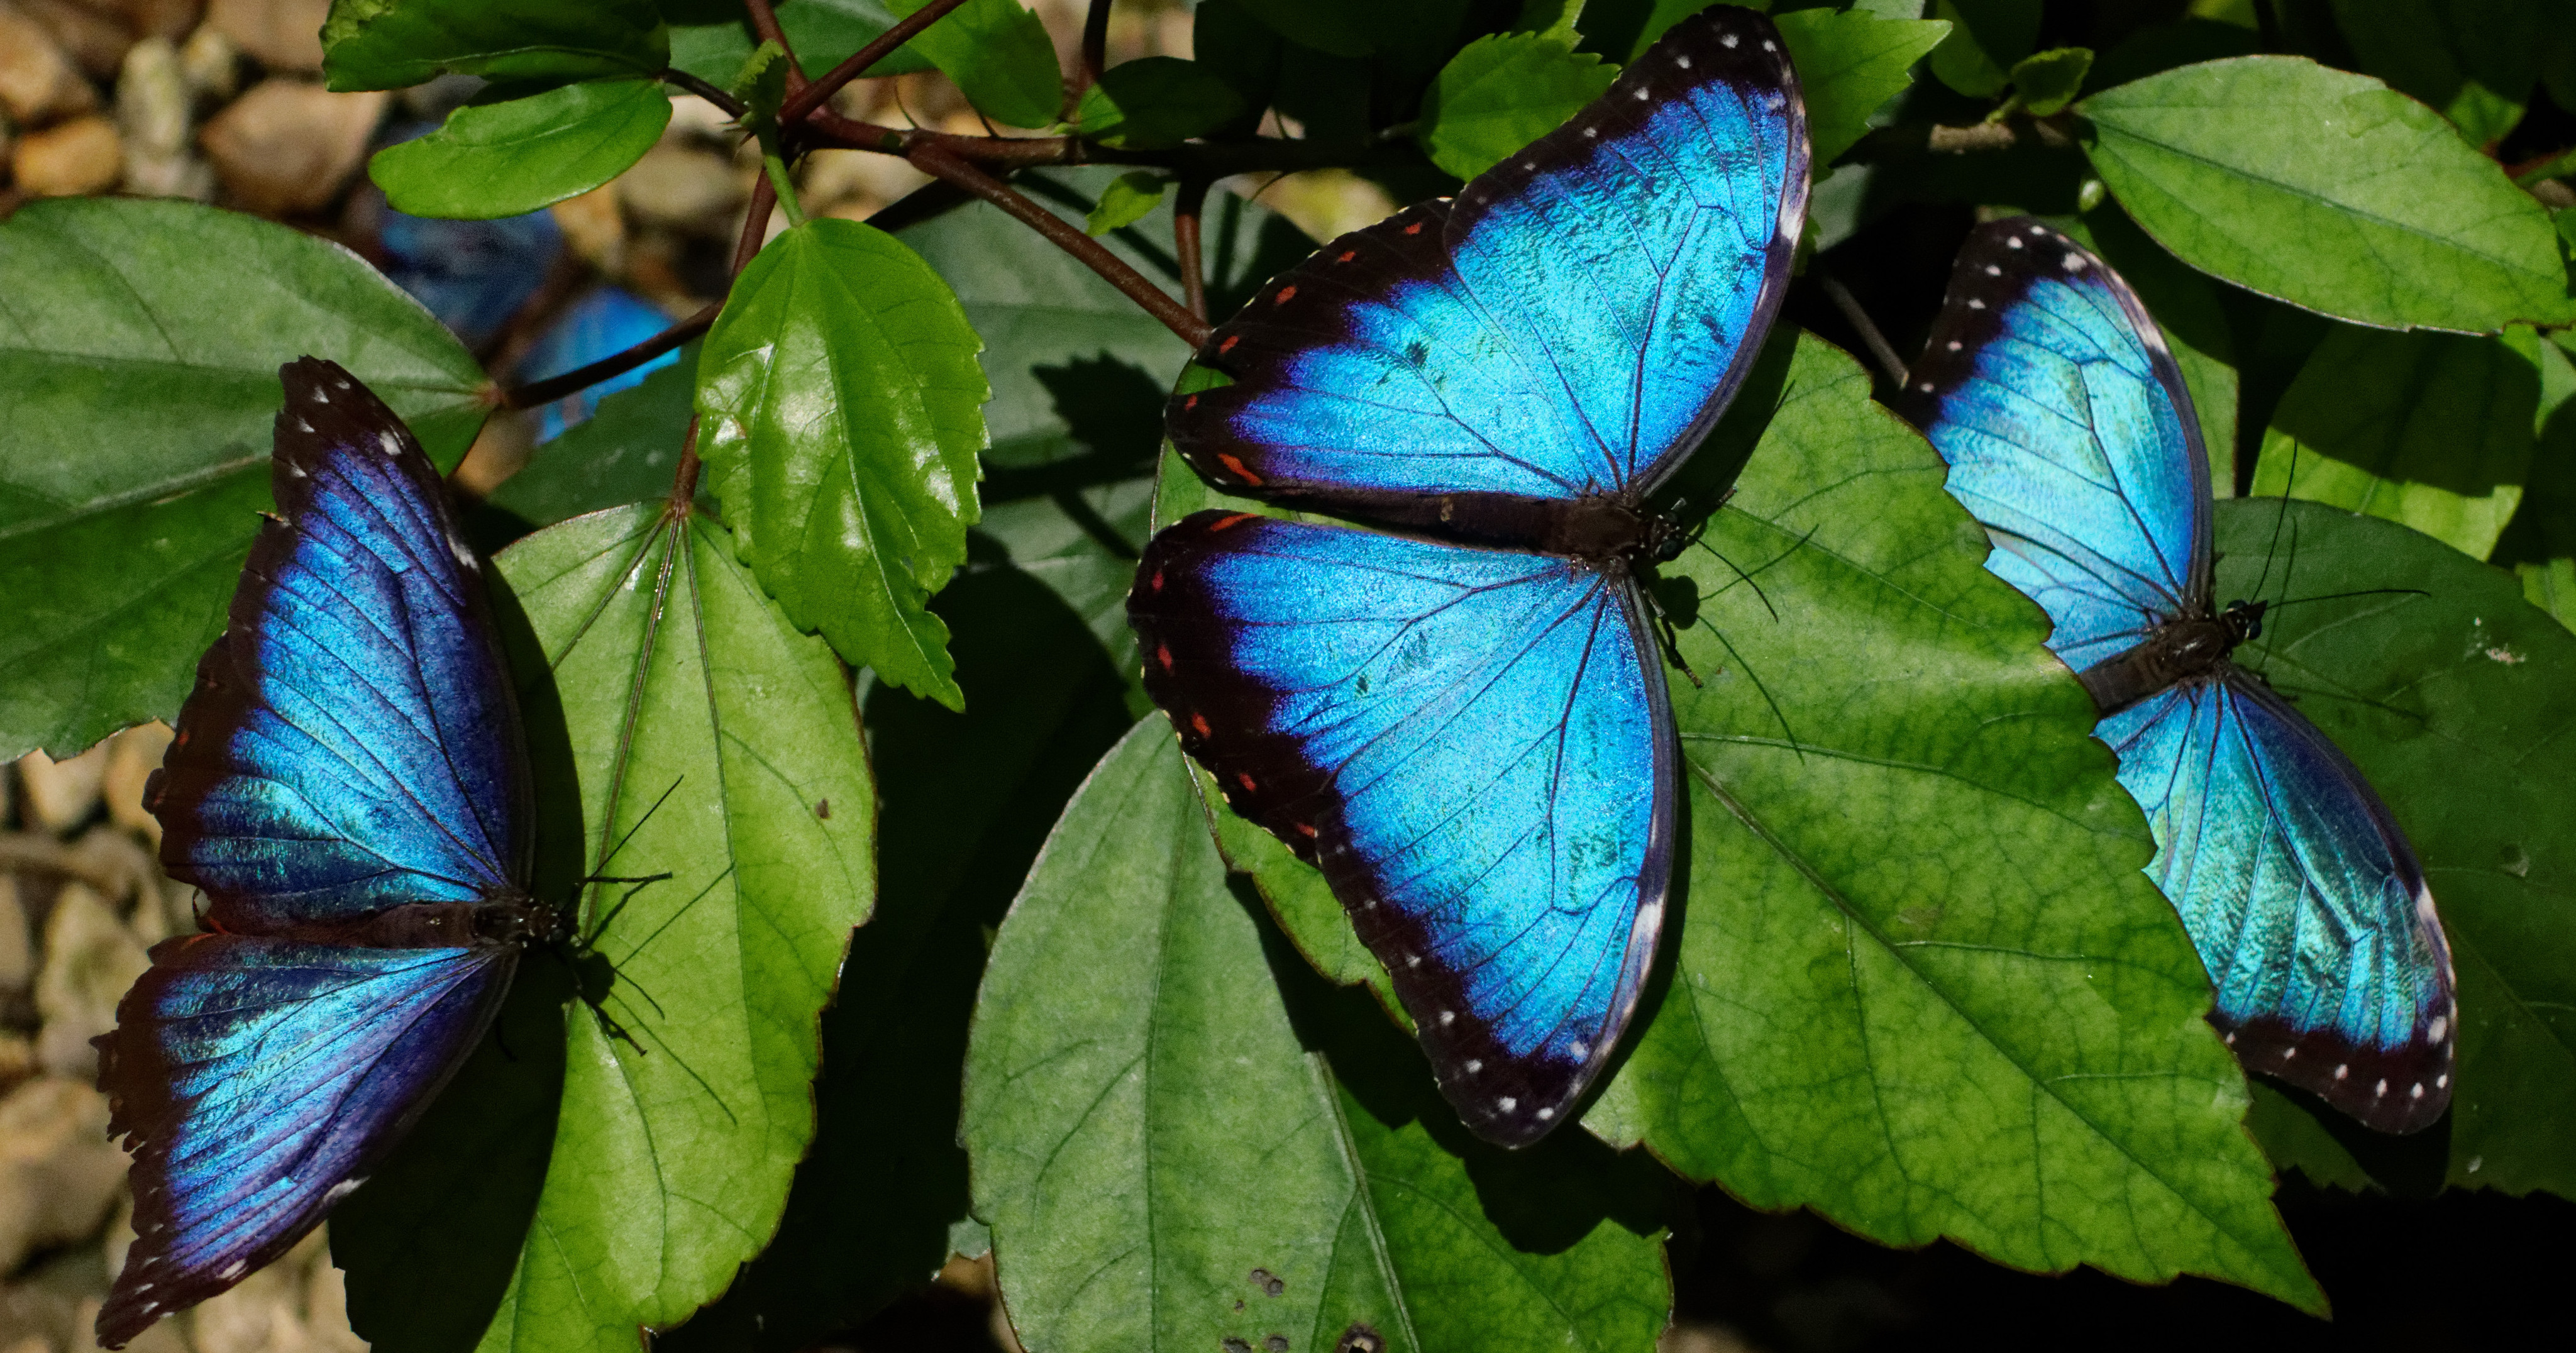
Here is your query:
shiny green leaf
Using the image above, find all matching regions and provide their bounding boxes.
[2330,0,2543,148]
[665,0,933,85]
[338,504,875,1351]
[1929,0,2038,98]
[1418,31,1617,181]
[2079,57,2576,333]
[1775,6,1953,168]
[323,0,668,90]
[2009,45,2092,117]
[2494,334,2576,631]
[697,218,989,710]
[961,722,1674,1353]
[0,197,485,761]
[889,0,1063,129]
[2251,326,2537,558]
[370,79,672,220]
[1083,172,1169,236]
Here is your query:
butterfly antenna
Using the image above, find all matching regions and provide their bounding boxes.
[1706,624,1805,764]
[580,872,676,950]
[2265,587,2432,612]
[2249,436,2302,604]
[591,775,686,885]
[612,864,736,970]
[1815,267,1908,385]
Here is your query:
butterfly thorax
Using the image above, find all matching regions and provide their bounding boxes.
[2077,600,2268,715]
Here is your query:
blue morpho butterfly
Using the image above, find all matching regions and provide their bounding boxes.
[1897,219,2457,1134]
[94,359,550,1345]
[1125,7,1810,1147]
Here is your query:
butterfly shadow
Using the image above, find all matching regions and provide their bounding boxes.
[326,550,600,1350]
[1244,875,1688,1257]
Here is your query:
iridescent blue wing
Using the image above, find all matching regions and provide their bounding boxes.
[94,936,515,1345]
[1898,219,2209,671]
[147,357,532,932]
[2099,677,2457,1132]
[1129,512,1677,1146]
[1169,7,1808,526]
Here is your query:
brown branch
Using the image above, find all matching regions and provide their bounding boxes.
[662,67,746,119]
[803,110,1421,175]
[782,0,972,128]
[670,414,704,514]
[732,170,780,275]
[501,301,720,411]
[909,143,1210,346]
[1849,116,2077,163]
[740,0,810,96]
[1173,175,1209,323]
[1077,0,1112,92]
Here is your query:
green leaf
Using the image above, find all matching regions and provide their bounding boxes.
[2084,18,2260,95]
[1774,7,1953,168]
[697,218,989,710]
[1084,172,1170,236]
[889,0,1062,130]
[337,504,874,1351]
[961,721,1674,1353]
[2213,500,2576,1200]
[323,0,669,90]
[2060,207,2240,495]
[0,197,486,761]
[2250,325,2538,558]
[484,344,700,534]
[2078,56,2576,333]
[1418,31,1618,182]
[660,537,1138,1350]
[2009,45,2093,117]
[2330,0,2543,149]
[1929,0,2038,99]
[666,0,934,86]
[2494,334,2576,631]
[1230,0,1379,59]
[370,78,672,220]
[1076,57,1247,150]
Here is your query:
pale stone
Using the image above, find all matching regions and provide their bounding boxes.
[116,34,210,198]
[205,0,324,72]
[801,146,931,221]
[615,141,749,233]
[550,182,626,273]
[11,109,123,196]
[33,881,147,1080]
[0,1,99,125]
[78,1295,197,1353]
[16,0,136,78]
[17,744,108,832]
[0,876,28,993]
[198,77,384,214]
[101,724,172,845]
[0,1077,128,1274]
[188,1252,315,1353]
[178,18,238,99]
[0,1031,35,1096]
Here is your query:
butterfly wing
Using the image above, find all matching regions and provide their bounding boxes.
[148,357,532,931]
[94,936,516,1345]
[1899,218,2210,670]
[1130,512,1678,1145]
[2100,676,2456,1132]
[1170,7,1808,528]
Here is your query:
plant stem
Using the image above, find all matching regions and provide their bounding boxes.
[761,146,809,227]
[782,0,972,127]
[909,143,1210,346]
[1075,0,1111,98]
[739,0,809,95]
[661,67,747,119]
[1173,175,1208,323]
[803,110,1420,174]
[502,301,721,411]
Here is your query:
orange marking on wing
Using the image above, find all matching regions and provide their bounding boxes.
[1337,250,1357,262]
[1275,284,1298,304]
[1150,568,1165,591]
[1296,821,1318,838]
[1403,221,1424,236]
[1183,394,1198,411]
[1237,772,1258,793]
[1191,712,1212,737]
[1157,643,1175,669]
[1218,334,1239,355]
[1209,512,1257,530]
[1216,455,1264,485]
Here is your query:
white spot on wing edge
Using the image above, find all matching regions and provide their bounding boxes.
[1721,33,1739,48]
[1535,1106,1555,1120]
[1464,1059,1483,1074]
[377,431,402,458]
[1498,1096,1518,1112]
[216,1259,246,1281]
[1676,55,1692,69]
[294,418,315,433]
[2430,1014,2449,1042]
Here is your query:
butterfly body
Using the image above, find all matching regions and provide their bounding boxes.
[1134,6,1808,1146]
[1900,219,2456,1134]
[96,358,541,1345]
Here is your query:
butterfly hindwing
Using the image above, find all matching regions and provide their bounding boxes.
[1901,219,2207,672]
[1130,512,1678,1144]
[147,357,531,931]
[1171,6,1808,521]
[2100,678,2455,1131]
[94,937,516,1344]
